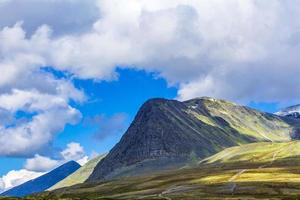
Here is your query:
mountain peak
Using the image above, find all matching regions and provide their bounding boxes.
[64,160,81,167]
[87,97,295,182]
[276,104,300,119]
[141,98,179,108]
[185,96,236,105]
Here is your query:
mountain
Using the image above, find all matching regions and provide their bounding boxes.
[30,141,300,199]
[276,104,300,119]
[1,161,80,197]
[87,97,300,182]
[49,154,106,190]
[7,97,300,199]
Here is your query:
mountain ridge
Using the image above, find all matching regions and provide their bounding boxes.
[276,104,300,119]
[87,97,299,182]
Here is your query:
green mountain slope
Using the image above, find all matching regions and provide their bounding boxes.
[201,141,300,165]
[88,97,299,181]
[185,97,295,142]
[49,155,106,190]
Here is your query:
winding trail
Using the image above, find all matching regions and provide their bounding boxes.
[227,169,247,193]
[158,193,172,200]
[228,169,247,182]
[227,143,291,194]
[157,185,199,200]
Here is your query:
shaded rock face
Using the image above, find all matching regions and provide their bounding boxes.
[87,98,296,182]
[1,161,80,197]
[87,99,189,181]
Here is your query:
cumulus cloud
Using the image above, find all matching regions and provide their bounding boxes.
[0,22,85,156]
[0,142,89,192]
[0,87,83,156]
[24,154,59,172]
[59,142,90,166]
[25,142,89,173]
[1,0,300,104]
[81,0,300,103]
[61,142,86,162]
[1,0,300,156]
[0,0,99,36]
[0,169,44,193]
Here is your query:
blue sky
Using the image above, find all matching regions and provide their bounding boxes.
[54,68,178,157]
[0,68,281,176]
[0,68,178,175]
[1,0,300,192]
[0,67,282,176]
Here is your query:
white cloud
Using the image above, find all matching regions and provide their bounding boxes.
[24,154,60,172]
[0,88,82,156]
[0,23,85,156]
[0,0,99,36]
[61,142,85,162]
[59,142,90,166]
[1,0,300,156]
[0,142,89,192]
[1,0,300,104]
[25,142,88,173]
[0,169,44,193]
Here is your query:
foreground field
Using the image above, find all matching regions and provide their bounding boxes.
[30,165,300,199]
[5,141,300,199]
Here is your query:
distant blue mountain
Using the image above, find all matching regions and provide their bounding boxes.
[1,161,81,197]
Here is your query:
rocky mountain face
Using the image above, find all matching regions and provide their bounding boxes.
[1,161,80,197]
[276,104,300,119]
[87,97,299,182]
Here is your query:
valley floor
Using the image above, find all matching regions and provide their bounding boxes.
[14,164,300,199]
[5,142,300,200]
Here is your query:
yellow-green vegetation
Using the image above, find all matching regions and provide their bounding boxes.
[14,142,300,199]
[186,109,218,127]
[48,154,106,191]
[201,141,300,165]
[195,167,300,184]
[27,165,300,199]
[198,97,293,142]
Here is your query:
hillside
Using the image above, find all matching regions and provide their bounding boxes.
[87,97,299,182]
[24,142,300,199]
[49,154,106,190]
[1,161,80,197]
[2,97,300,199]
[201,141,300,165]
